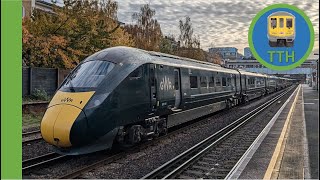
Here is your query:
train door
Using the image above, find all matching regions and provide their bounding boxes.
[242,74,247,91]
[149,64,157,111]
[173,68,181,109]
[233,74,237,92]
[278,17,285,41]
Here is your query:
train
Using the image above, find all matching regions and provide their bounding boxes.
[40,46,296,155]
[268,11,295,47]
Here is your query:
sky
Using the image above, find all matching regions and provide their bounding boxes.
[115,0,319,57]
[50,0,319,58]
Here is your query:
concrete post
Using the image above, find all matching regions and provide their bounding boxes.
[317,60,319,91]
[29,67,32,95]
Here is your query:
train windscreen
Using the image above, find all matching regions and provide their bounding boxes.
[279,18,284,28]
[271,18,277,29]
[61,61,115,91]
[286,18,293,28]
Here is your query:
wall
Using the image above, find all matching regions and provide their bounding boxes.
[22,67,71,96]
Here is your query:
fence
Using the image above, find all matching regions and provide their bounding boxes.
[23,67,71,96]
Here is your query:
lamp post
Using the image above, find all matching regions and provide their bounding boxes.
[309,60,313,87]
[314,53,319,91]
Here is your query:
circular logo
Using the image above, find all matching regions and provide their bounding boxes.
[248,4,314,71]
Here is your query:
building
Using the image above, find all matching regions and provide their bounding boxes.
[23,0,57,18]
[208,47,238,60]
[22,0,34,18]
[223,59,318,83]
[244,47,253,59]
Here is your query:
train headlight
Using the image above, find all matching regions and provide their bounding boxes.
[86,93,109,109]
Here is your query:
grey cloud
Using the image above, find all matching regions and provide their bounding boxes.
[117,0,319,53]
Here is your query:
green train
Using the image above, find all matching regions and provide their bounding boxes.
[40,47,295,155]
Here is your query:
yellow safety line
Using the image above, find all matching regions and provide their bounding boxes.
[263,85,301,180]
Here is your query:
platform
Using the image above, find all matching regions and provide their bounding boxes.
[226,84,319,179]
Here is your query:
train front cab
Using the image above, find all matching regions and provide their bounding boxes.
[268,12,295,47]
[40,60,121,154]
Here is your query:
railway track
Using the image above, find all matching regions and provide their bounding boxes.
[22,101,47,144]
[22,87,293,179]
[23,152,68,171]
[23,137,43,144]
[24,106,223,178]
[58,151,126,179]
[22,101,49,107]
[55,87,292,179]
[141,86,296,179]
[23,130,40,136]
[22,130,43,144]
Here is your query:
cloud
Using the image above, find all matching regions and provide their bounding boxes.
[117,0,319,54]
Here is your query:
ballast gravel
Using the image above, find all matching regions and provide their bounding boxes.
[23,89,289,179]
[79,91,287,179]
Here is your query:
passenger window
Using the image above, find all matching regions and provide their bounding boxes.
[216,77,221,87]
[286,18,292,28]
[271,18,277,29]
[200,76,207,88]
[190,76,198,88]
[280,18,284,28]
[222,77,227,87]
[227,77,231,87]
[209,76,214,87]
[129,67,142,80]
[248,77,252,85]
[174,70,179,90]
[249,77,255,86]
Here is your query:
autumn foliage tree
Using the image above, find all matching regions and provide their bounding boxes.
[23,0,133,69]
[124,4,163,51]
[23,1,222,68]
[172,16,206,61]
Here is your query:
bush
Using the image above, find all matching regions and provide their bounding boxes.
[30,88,49,101]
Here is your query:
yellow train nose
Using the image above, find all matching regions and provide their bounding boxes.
[41,104,82,147]
[40,91,95,147]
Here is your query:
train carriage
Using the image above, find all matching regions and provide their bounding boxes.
[40,46,294,155]
[266,75,279,93]
[238,70,267,102]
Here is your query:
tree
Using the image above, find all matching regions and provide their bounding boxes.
[159,34,178,54]
[124,4,163,51]
[23,0,133,69]
[174,16,205,61]
[205,51,222,64]
[178,16,194,48]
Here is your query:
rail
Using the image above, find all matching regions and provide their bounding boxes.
[141,86,295,179]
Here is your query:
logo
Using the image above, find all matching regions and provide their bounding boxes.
[160,76,174,91]
[249,4,314,70]
[61,97,73,103]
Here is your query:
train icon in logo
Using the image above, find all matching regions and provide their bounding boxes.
[267,11,295,47]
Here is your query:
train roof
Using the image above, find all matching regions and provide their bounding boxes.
[84,46,239,74]
[269,11,294,17]
[238,69,268,77]
[83,47,290,78]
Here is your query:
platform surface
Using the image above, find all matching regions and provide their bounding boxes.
[233,85,319,179]
[303,84,319,179]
